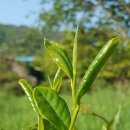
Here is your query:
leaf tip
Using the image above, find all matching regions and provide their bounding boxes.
[110,37,120,46]
[19,79,25,85]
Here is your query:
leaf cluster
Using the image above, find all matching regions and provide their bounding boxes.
[19,27,120,130]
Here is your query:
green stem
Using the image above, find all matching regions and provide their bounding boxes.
[70,25,79,130]
[71,76,76,109]
[69,105,79,130]
[38,114,44,130]
[70,75,78,130]
[92,112,109,124]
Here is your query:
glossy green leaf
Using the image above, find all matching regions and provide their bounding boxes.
[44,38,73,79]
[19,79,38,113]
[44,119,58,130]
[33,87,71,130]
[76,37,120,103]
[53,68,62,92]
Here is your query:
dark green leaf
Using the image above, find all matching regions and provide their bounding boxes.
[44,38,73,79]
[38,114,44,130]
[44,119,58,130]
[33,87,71,130]
[76,37,120,103]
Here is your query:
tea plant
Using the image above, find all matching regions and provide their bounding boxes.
[19,27,120,130]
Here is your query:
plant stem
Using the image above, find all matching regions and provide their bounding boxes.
[72,25,78,109]
[69,105,79,130]
[70,25,79,130]
[38,114,44,130]
[70,70,78,130]
[92,112,109,124]
[71,77,76,109]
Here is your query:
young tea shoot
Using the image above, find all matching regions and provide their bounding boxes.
[19,26,120,130]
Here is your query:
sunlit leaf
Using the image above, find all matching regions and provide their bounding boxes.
[76,37,120,103]
[19,79,38,113]
[44,38,73,79]
[73,25,78,77]
[47,76,53,88]
[33,87,71,130]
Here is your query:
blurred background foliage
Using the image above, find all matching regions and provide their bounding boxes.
[0,0,130,93]
[0,0,130,129]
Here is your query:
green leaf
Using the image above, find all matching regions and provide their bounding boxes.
[73,25,78,76]
[53,68,62,92]
[44,38,73,79]
[47,76,53,88]
[33,87,71,130]
[27,120,58,130]
[76,37,120,103]
[19,79,38,113]
[44,119,58,130]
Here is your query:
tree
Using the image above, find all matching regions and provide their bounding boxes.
[33,0,130,81]
[39,0,130,39]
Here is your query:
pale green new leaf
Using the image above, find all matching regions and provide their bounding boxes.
[48,76,53,88]
[19,79,38,113]
[73,25,78,76]
[53,68,62,92]
[44,38,73,79]
[33,87,71,130]
[76,37,120,103]
[19,79,56,130]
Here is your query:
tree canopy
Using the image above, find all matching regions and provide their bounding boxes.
[34,0,130,82]
[39,0,130,39]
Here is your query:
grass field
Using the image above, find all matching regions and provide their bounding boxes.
[0,81,130,130]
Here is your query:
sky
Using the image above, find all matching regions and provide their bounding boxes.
[0,0,41,26]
